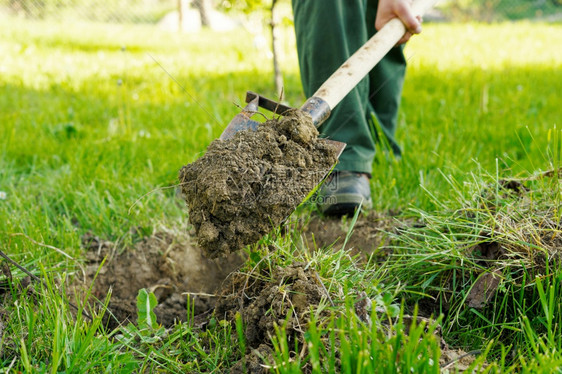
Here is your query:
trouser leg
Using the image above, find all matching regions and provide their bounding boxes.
[366,0,407,158]
[292,0,406,172]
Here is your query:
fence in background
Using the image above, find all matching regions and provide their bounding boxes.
[0,0,561,26]
[0,0,217,25]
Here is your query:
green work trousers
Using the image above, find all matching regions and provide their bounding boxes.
[292,0,406,174]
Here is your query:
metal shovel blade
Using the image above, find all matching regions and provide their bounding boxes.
[221,92,345,158]
[219,94,261,140]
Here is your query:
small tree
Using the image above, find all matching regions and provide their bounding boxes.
[193,0,211,27]
[270,0,283,96]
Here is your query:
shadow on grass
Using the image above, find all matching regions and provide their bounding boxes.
[2,64,560,237]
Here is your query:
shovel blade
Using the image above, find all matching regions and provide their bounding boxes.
[320,138,346,159]
[217,93,346,226]
[220,113,260,140]
[220,95,260,140]
[221,92,346,158]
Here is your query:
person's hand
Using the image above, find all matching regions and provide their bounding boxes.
[375,0,423,44]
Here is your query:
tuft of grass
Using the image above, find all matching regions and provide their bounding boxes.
[384,160,562,368]
[269,303,472,374]
[1,267,138,372]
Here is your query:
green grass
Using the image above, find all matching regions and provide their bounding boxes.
[441,0,562,21]
[1,17,562,372]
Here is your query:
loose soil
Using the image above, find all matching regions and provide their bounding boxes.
[75,211,403,329]
[179,110,339,259]
[213,262,477,373]
[79,231,245,328]
[215,262,327,349]
[214,262,329,373]
[296,211,406,258]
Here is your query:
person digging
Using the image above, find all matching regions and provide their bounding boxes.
[179,0,427,257]
[292,0,423,216]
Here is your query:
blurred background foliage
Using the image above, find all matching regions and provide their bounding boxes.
[0,0,560,25]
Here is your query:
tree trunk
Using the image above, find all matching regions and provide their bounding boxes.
[177,0,183,32]
[194,0,211,27]
[270,0,283,97]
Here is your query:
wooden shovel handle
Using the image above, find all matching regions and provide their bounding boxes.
[308,0,438,111]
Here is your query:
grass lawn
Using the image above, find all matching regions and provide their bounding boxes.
[1,17,562,372]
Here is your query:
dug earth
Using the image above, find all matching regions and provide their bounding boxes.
[179,110,339,258]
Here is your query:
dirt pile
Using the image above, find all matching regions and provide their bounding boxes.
[80,231,244,328]
[179,110,339,258]
[212,262,478,373]
[215,263,327,349]
[214,262,329,372]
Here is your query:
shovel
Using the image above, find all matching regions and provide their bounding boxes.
[186,0,438,257]
[221,0,437,153]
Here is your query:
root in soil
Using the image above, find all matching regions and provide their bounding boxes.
[179,110,339,258]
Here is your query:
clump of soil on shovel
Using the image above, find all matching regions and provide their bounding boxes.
[179,110,339,258]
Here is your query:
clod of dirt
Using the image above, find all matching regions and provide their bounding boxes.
[466,269,502,309]
[214,263,331,373]
[440,348,480,372]
[79,232,244,328]
[179,110,339,258]
[215,263,328,351]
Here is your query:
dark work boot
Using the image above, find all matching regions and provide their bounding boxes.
[317,171,372,216]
